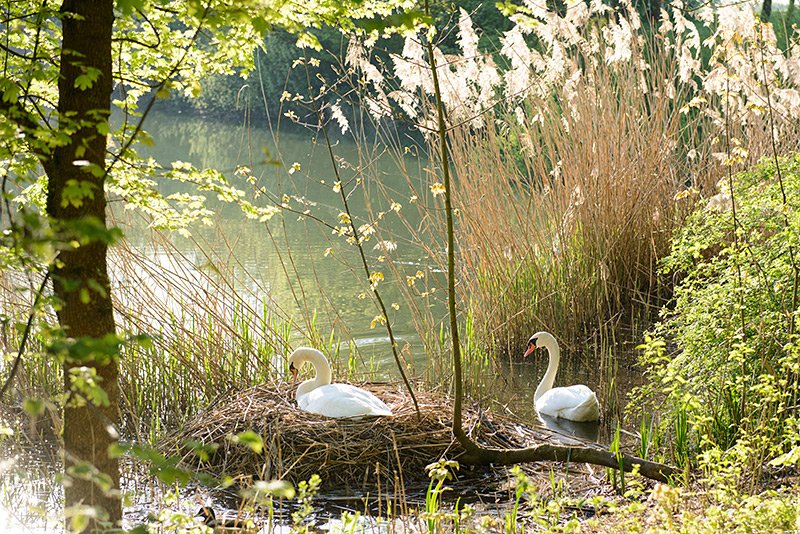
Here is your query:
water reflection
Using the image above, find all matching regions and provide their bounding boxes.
[537,413,600,444]
[115,108,443,376]
[0,438,62,534]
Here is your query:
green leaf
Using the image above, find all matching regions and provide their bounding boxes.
[23,398,45,417]
[70,512,90,533]
[228,431,263,454]
[74,67,102,90]
[116,0,145,16]
[68,462,95,478]
[153,465,190,485]
[768,446,800,467]
[183,439,219,462]
[252,16,270,34]
[252,479,295,499]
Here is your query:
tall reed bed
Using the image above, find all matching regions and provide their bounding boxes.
[347,0,800,352]
[0,271,61,401]
[109,215,311,441]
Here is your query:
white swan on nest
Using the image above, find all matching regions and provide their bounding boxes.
[524,332,600,422]
[287,347,392,419]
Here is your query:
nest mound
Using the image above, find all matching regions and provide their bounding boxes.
[161,381,553,488]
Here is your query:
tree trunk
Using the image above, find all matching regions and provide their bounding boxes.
[648,0,661,24]
[46,1,119,531]
[762,0,772,22]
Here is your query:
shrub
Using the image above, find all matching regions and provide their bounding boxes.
[643,153,800,473]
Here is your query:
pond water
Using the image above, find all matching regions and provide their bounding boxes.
[1,109,650,533]
[116,106,441,375]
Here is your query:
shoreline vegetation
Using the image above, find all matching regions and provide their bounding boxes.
[1,0,799,532]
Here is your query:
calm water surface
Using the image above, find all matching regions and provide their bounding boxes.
[118,108,441,374]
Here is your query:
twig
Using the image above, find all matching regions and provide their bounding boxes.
[0,270,51,399]
[300,50,421,419]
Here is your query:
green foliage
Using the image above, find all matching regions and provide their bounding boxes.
[292,474,321,533]
[642,153,800,471]
[423,459,459,534]
[587,472,799,534]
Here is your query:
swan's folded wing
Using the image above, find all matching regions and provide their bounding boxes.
[536,385,600,421]
[300,383,392,419]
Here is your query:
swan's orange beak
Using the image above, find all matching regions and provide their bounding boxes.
[289,362,298,380]
[523,339,538,357]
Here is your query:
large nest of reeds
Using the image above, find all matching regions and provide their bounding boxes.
[161,382,555,489]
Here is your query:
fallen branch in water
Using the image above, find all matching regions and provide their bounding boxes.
[456,439,681,484]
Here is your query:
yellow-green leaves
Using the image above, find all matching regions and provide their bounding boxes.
[259,480,295,499]
[74,67,102,90]
[61,179,97,208]
[368,271,384,289]
[370,314,386,329]
[67,366,110,407]
[228,431,264,454]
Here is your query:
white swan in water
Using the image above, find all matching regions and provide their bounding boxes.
[525,332,600,422]
[287,347,392,419]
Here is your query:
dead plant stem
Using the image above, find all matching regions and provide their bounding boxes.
[722,44,749,425]
[301,50,420,419]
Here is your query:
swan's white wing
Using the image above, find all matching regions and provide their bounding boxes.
[298,383,392,419]
[535,385,600,422]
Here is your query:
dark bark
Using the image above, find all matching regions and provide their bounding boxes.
[456,438,681,484]
[47,1,119,531]
[762,0,772,22]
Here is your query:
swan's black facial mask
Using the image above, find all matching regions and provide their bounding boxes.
[524,336,539,357]
[289,362,298,380]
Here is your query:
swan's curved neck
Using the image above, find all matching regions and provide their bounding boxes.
[294,348,332,398]
[535,337,560,402]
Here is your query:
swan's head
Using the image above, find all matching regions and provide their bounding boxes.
[287,349,304,380]
[524,331,557,357]
[197,506,216,526]
[287,347,326,381]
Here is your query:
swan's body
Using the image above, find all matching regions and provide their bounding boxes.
[287,347,392,419]
[525,332,600,422]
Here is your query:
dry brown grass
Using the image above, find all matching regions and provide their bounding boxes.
[442,31,800,354]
